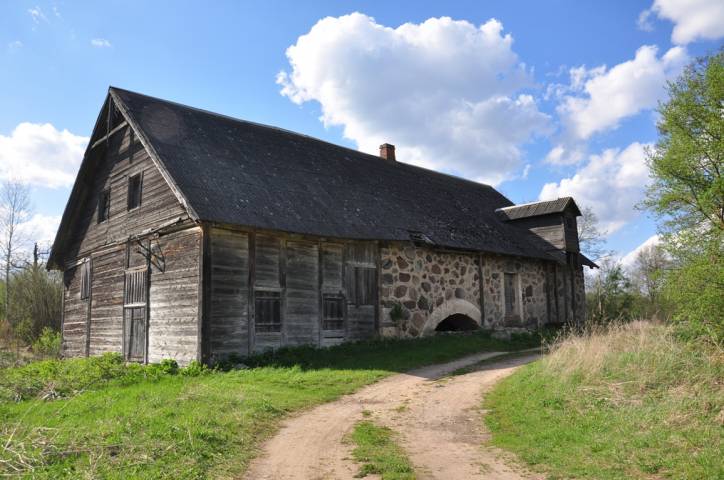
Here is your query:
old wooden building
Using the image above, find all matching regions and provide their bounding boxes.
[49,88,596,365]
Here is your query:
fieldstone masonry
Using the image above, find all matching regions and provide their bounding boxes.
[379,242,580,337]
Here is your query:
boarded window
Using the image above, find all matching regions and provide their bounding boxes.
[79,260,91,300]
[255,290,281,333]
[98,188,110,223]
[127,173,142,210]
[323,295,345,330]
[347,266,376,306]
[124,269,147,305]
[504,272,519,315]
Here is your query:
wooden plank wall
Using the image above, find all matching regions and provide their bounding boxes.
[285,240,319,346]
[148,227,201,364]
[66,124,186,261]
[321,243,345,347]
[345,242,378,341]
[206,229,379,358]
[208,228,250,360]
[252,234,283,352]
[62,265,87,357]
[87,245,125,355]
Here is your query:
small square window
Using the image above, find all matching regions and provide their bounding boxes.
[255,290,281,333]
[98,188,110,223]
[127,173,142,210]
[323,295,345,330]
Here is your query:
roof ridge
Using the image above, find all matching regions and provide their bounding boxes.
[496,197,573,211]
[107,86,497,193]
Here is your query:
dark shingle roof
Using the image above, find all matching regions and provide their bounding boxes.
[495,197,581,221]
[109,87,559,262]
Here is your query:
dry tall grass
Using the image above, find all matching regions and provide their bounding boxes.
[543,320,723,408]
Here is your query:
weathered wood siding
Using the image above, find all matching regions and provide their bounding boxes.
[87,245,125,355]
[208,228,250,360]
[285,240,319,346]
[147,227,201,364]
[252,234,283,352]
[65,124,186,261]
[62,264,88,357]
[510,214,565,252]
[205,229,378,359]
[345,242,378,341]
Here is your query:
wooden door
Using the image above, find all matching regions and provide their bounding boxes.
[124,267,148,362]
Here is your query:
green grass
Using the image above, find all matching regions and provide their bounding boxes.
[349,421,415,479]
[484,321,723,479]
[0,331,538,478]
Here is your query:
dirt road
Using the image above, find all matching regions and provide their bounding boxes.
[243,351,541,480]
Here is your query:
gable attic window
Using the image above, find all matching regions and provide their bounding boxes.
[255,290,281,333]
[98,188,110,223]
[127,173,142,211]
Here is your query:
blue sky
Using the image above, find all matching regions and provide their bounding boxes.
[1,1,722,263]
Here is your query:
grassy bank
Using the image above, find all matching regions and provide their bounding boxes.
[485,321,723,479]
[0,331,537,478]
[349,420,415,479]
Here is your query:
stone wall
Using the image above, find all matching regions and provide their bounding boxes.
[379,243,480,337]
[379,242,557,337]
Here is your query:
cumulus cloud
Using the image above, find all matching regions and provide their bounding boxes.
[546,45,687,165]
[91,38,111,48]
[539,142,650,233]
[0,123,88,188]
[643,0,724,44]
[637,9,655,32]
[620,234,661,269]
[278,13,550,185]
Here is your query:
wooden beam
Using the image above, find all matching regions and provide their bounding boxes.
[90,121,128,150]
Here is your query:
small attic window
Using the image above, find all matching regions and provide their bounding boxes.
[98,188,110,223]
[127,173,142,210]
[566,217,574,228]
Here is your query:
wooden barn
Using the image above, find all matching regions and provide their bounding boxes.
[48,87,597,365]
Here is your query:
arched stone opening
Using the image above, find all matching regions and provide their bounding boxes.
[435,313,480,332]
[420,298,481,336]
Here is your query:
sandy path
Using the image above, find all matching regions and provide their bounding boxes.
[243,351,541,480]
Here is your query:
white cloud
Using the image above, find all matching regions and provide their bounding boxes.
[278,13,550,185]
[0,123,88,188]
[644,0,724,44]
[17,213,62,249]
[620,234,661,269]
[28,6,48,24]
[7,40,23,52]
[637,9,655,32]
[558,45,687,142]
[539,142,651,233]
[91,38,112,48]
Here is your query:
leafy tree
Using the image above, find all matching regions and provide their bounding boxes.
[631,243,670,310]
[586,259,638,324]
[644,50,723,342]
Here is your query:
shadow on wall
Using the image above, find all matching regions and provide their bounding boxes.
[435,314,480,332]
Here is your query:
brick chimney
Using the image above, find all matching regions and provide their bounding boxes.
[379,143,396,161]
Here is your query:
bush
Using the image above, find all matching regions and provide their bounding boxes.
[0,353,191,402]
[180,360,208,377]
[31,327,61,358]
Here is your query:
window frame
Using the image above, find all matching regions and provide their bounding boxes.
[127,172,143,211]
[322,294,345,330]
[254,290,282,333]
[348,266,376,307]
[97,188,110,224]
